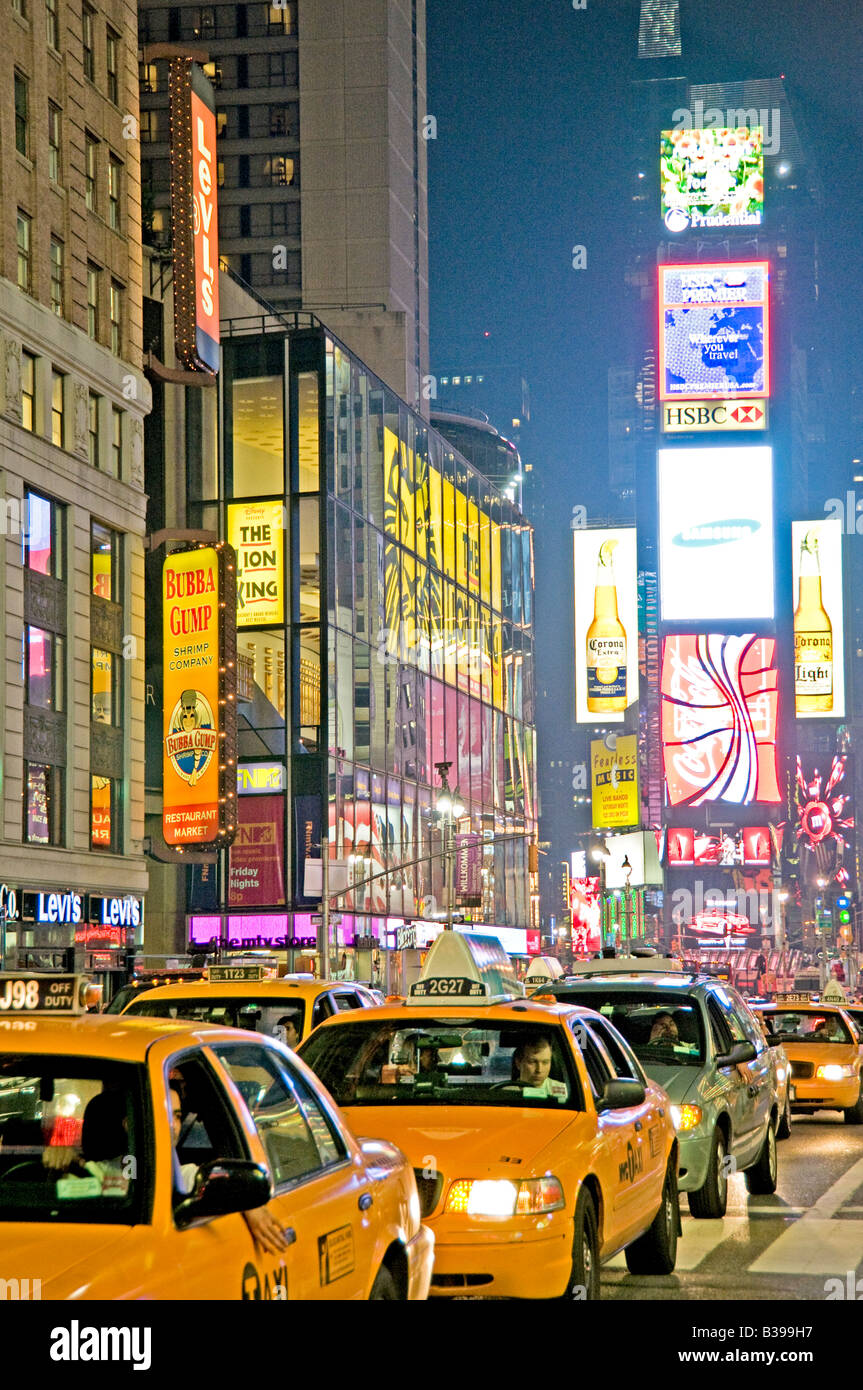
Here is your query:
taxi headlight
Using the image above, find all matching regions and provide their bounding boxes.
[445,1177,565,1217]
[669,1103,703,1132]
[816,1064,856,1082]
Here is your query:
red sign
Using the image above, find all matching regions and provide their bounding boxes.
[170,61,220,373]
[570,877,601,958]
[667,826,771,866]
[526,929,542,955]
[229,795,285,907]
[191,88,219,372]
[661,634,780,808]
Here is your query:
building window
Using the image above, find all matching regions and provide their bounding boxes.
[88,391,101,465]
[82,4,95,80]
[51,370,65,447]
[24,491,64,578]
[106,26,119,103]
[109,281,123,355]
[24,626,64,711]
[24,763,64,846]
[46,0,58,48]
[139,61,158,92]
[21,350,36,431]
[193,5,214,36]
[202,58,221,88]
[48,102,61,181]
[87,263,100,339]
[91,648,118,724]
[13,0,26,16]
[17,212,32,293]
[215,109,227,138]
[140,109,159,143]
[85,131,98,210]
[91,775,118,851]
[268,52,297,85]
[269,104,293,137]
[266,2,293,33]
[50,238,64,316]
[91,520,119,599]
[14,71,28,157]
[111,405,122,474]
[108,155,121,230]
[266,155,294,186]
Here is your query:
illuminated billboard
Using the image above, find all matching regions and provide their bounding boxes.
[228,500,285,627]
[570,877,601,958]
[666,826,772,866]
[573,529,638,724]
[659,262,769,401]
[661,127,764,233]
[661,634,780,807]
[163,545,237,846]
[658,446,774,622]
[169,61,220,373]
[590,735,639,828]
[661,399,767,434]
[792,519,844,719]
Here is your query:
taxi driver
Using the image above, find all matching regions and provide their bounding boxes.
[513,1036,554,1092]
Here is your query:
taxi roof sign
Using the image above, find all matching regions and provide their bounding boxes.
[206,964,267,982]
[524,955,565,985]
[409,932,524,1005]
[0,973,98,1015]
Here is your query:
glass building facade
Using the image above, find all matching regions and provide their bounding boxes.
[196,322,537,962]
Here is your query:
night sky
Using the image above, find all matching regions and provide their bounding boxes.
[427,0,863,515]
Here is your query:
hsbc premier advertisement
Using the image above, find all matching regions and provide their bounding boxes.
[658,261,769,401]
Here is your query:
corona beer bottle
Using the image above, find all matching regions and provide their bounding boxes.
[794,528,833,713]
[586,539,627,713]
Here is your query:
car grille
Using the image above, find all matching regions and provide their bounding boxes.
[413,1169,444,1218]
[790,1061,814,1079]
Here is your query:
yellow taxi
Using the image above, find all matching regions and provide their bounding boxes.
[119,965,377,1045]
[758,995,863,1123]
[298,933,680,1299]
[0,971,433,1299]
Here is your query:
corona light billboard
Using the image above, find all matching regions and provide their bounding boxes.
[227,500,285,627]
[590,735,639,828]
[573,528,638,724]
[169,60,220,373]
[792,519,845,719]
[659,262,769,402]
[162,545,237,846]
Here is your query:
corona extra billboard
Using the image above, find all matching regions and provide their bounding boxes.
[590,735,639,828]
[162,545,237,846]
[227,500,285,627]
[573,528,638,724]
[169,60,220,373]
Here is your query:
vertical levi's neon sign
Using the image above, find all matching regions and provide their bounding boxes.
[169,60,220,373]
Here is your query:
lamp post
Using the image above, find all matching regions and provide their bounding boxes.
[435,760,465,931]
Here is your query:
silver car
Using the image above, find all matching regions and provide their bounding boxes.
[540,961,785,1218]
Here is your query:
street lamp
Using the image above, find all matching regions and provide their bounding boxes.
[435,760,465,931]
[588,835,611,949]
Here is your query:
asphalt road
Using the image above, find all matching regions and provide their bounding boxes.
[603,1112,863,1301]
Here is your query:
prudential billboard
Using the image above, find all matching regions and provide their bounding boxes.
[658,446,774,622]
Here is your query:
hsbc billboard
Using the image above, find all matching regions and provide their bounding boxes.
[662,399,767,433]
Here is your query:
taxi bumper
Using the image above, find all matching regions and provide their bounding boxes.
[676,1128,714,1193]
[790,1077,859,1110]
[426,1227,572,1299]
[406,1223,435,1301]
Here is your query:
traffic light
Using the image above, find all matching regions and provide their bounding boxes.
[837,896,853,943]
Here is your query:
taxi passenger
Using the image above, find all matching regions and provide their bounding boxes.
[274,1013,301,1049]
[648,1012,679,1044]
[813,1017,844,1041]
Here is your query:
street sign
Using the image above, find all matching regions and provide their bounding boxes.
[310,913,341,926]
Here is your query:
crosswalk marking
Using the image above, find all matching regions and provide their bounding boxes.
[607,1216,751,1271]
[748,1219,863,1276]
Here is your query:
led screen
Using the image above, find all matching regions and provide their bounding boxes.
[792,519,844,719]
[661,127,764,233]
[658,446,774,622]
[659,262,769,401]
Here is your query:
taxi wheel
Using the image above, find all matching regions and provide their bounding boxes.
[687,1127,728,1219]
[368,1265,400,1300]
[745,1117,778,1195]
[777,1090,792,1139]
[624,1157,679,1275]
[560,1187,600,1301]
[843,1082,863,1125]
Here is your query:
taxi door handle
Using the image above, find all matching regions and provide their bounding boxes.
[358,1192,373,1212]
[283,1227,297,1246]
[633,1120,643,1132]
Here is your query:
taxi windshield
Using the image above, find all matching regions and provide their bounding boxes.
[556,991,705,1066]
[764,1011,854,1045]
[300,1019,580,1109]
[0,1056,148,1224]
[125,996,305,1039]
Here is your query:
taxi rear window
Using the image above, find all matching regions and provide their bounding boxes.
[764,1011,855,1045]
[126,996,306,1041]
[0,1056,149,1224]
[299,1019,582,1109]
[555,990,705,1065]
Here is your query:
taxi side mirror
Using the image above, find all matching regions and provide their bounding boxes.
[174,1159,271,1230]
[596,1079,646,1112]
[715,1041,757,1069]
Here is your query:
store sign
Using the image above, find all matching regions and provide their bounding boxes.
[661,127,764,233]
[162,546,237,847]
[89,896,142,928]
[573,528,638,724]
[0,885,18,921]
[658,447,774,622]
[227,501,285,627]
[27,892,84,925]
[455,834,482,906]
[590,735,639,828]
[661,634,780,807]
[237,762,286,795]
[792,519,845,720]
[661,399,767,433]
[169,60,220,372]
[659,262,769,401]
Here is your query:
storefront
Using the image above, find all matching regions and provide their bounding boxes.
[0,883,144,996]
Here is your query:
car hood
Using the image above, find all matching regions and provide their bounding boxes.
[639,1061,704,1103]
[0,1224,131,1295]
[342,1104,581,1175]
